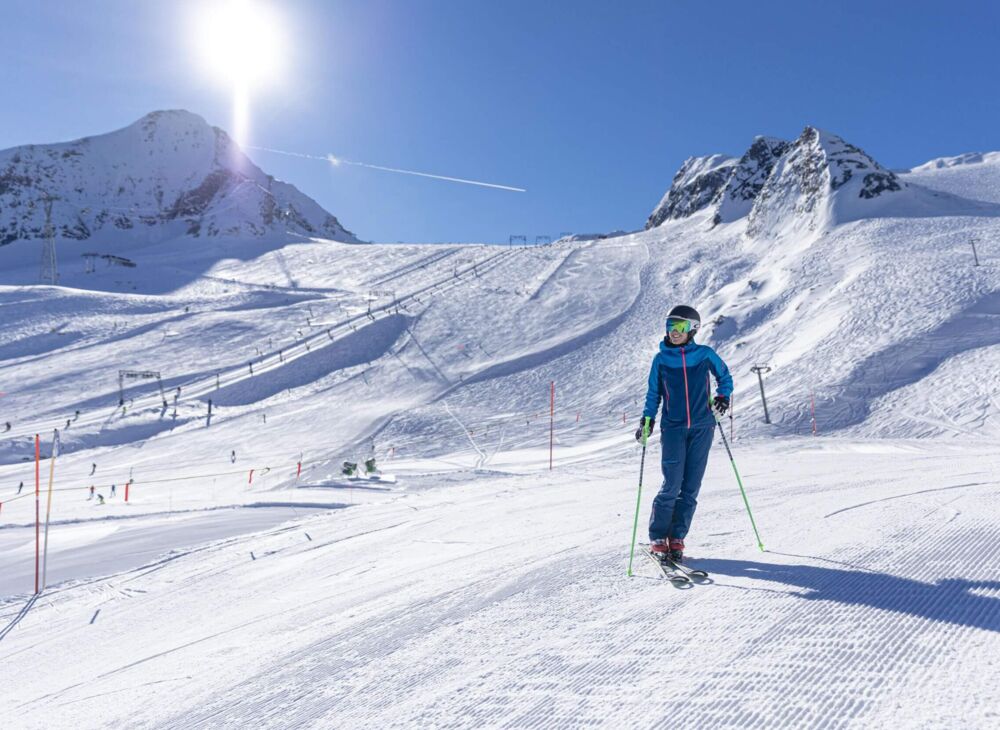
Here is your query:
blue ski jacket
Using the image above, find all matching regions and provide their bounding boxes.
[642,339,733,429]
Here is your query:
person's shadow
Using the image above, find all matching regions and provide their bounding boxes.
[694,556,1000,633]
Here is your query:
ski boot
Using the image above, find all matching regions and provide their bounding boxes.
[669,538,685,562]
[650,539,670,560]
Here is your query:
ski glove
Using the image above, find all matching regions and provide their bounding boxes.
[712,395,730,416]
[634,417,655,442]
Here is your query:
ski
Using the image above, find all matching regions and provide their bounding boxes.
[663,558,709,581]
[643,548,690,585]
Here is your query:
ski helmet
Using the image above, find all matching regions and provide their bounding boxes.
[666,305,701,336]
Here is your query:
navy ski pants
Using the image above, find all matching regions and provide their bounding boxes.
[649,427,714,541]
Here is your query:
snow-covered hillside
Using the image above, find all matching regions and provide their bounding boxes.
[1,133,999,727]
[0,110,357,250]
[901,150,1000,205]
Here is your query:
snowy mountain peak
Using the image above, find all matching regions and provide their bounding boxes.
[647,126,913,235]
[746,126,904,237]
[0,110,359,248]
[713,136,789,226]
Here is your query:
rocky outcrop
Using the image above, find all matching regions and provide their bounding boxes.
[647,127,907,235]
[646,154,736,228]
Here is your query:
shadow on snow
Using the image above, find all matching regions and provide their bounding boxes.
[695,557,1000,633]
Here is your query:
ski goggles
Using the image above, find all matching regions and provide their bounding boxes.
[666,317,697,334]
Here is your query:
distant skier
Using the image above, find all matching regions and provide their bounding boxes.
[111,484,117,498]
[17,480,23,495]
[4,421,10,432]
[96,493,105,505]
[90,463,97,476]
[636,305,732,562]
[88,485,95,500]
[230,449,237,464]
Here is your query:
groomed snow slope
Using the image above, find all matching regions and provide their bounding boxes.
[2,443,999,728]
[1,156,1000,727]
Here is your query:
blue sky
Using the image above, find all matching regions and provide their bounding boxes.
[2,0,998,243]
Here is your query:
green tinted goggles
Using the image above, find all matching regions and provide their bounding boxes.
[666,317,694,334]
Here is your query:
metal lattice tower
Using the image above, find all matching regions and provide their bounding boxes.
[750,363,773,424]
[39,197,59,285]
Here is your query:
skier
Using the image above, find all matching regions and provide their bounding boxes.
[4,421,10,432]
[17,481,23,495]
[96,493,105,505]
[88,485,95,500]
[111,483,117,498]
[90,463,97,476]
[636,305,732,562]
[230,450,237,464]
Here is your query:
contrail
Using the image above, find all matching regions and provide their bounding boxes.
[247,145,526,193]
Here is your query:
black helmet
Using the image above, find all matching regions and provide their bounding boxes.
[666,305,701,335]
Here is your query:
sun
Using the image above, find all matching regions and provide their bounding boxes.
[195,0,284,89]
[190,0,286,146]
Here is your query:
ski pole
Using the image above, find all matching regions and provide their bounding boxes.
[712,408,764,551]
[627,416,652,576]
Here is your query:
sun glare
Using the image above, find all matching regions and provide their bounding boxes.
[196,0,284,88]
[192,0,286,146]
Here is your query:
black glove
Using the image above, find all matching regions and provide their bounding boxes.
[634,416,655,442]
[712,395,730,416]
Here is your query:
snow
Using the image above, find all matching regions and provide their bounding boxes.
[1,139,1000,727]
[902,151,1000,205]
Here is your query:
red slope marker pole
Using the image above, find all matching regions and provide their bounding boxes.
[549,381,555,471]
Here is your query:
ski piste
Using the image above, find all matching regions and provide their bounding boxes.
[643,548,690,585]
